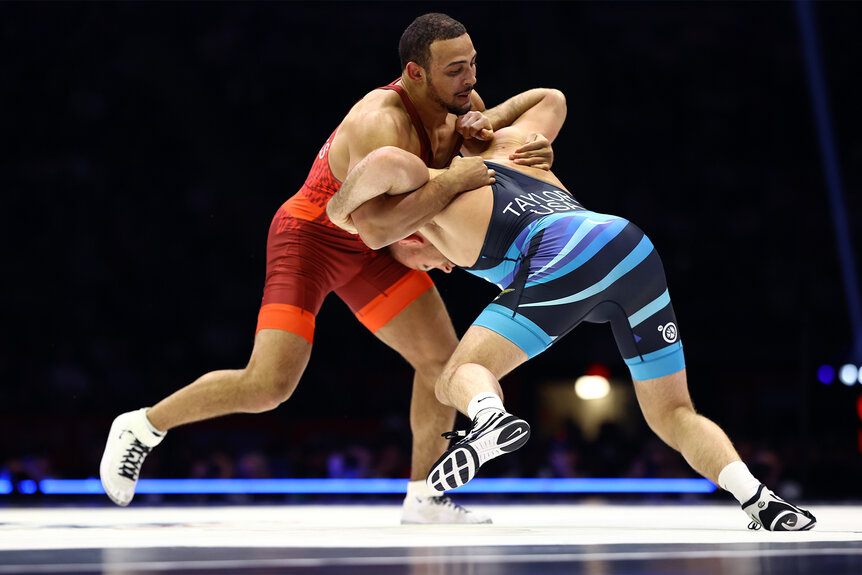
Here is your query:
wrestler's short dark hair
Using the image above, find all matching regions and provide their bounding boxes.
[399,13,467,71]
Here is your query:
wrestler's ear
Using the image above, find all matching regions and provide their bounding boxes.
[397,233,424,246]
[405,62,424,82]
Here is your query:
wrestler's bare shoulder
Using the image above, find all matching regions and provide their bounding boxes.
[340,89,412,140]
[329,89,416,178]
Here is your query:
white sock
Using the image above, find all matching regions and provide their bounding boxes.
[142,408,167,435]
[717,461,762,504]
[467,393,505,420]
[126,408,166,448]
[406,479,439,499]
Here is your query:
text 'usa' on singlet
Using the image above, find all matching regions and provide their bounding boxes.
[464,161,585,284]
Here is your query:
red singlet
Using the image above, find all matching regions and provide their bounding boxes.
[256,82,461,343]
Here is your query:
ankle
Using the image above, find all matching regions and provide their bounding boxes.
[406,479,439,499]
[466,393,504,420]
[717,461,761,504]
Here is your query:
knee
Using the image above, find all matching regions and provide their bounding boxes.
[414,341,457,383]
[242,368,300,413]
[433,362,505,406]
[413,352,453,403]
[433,361,460,405]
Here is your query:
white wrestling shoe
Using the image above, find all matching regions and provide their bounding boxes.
[99,408,166,506]
[426,408,530,493]
[401,494,492,524]
[742,484,816,531]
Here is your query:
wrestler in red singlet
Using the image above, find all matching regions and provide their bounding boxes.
[256,82,463,343]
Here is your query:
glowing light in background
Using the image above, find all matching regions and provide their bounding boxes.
[575,375,610,400]
[17,480,37,495]
[839,364,858,386]
[817,364,836,384]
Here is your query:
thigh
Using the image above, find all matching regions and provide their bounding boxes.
[445,325,529,381]
[471,212,634,360]
[257,209,367,342]
[335,248,436,336]
[373,285,459,368]
[248,327,313,387]
[592,230,686,381]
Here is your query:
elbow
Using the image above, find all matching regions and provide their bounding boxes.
[352,213,391,250]
[545,88,567,118]
[367,146,428,191]
[366,146,409,172]
[360,233,389,251]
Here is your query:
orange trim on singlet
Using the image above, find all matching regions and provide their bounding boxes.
[282,196,325,222]
[256,303,316,343]
[355,269,434,333]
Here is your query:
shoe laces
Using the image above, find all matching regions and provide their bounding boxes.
[118,434,151,481]
[428,495,469,513]
[748,520,762,531]
[441,410,505,441]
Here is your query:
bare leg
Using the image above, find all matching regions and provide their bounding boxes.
[424,325,530,493]
[632,368,740,483]
[374,287,459,480]
[377,288,501,524]
[435,325,528,414]
[101,328,311,506]
[147,329,312,431]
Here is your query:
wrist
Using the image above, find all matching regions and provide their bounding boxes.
[432,171,464,197]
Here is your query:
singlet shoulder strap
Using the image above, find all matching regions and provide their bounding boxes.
[376,79,432,166]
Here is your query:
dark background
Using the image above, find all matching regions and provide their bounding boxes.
[2,1,860,501]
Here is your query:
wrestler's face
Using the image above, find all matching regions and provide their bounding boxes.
[425,34,477,115]
[389,240,454,274]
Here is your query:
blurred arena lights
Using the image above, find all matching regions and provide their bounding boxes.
[575,363,612,400]
[839,364,859,386]
[817,364,862,385]
[817,364,836,384]
[8,477,716,496]
[17,479,38,495]
[575,375,610,400]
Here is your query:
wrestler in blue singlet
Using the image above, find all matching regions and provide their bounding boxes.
[464,162,685,381]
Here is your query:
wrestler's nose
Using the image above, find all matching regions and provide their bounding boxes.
[439,261,454,273]
[465,70,476,88]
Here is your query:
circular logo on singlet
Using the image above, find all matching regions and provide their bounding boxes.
[658,322,678,343]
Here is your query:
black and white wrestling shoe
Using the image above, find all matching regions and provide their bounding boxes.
[742,484,816,531]
[426,409,530,493]
[100,408,166,506]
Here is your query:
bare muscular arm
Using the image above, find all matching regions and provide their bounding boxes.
[505,88,567,143]
[461,88,565,166]
[328,88,567,247]
[327,148,493,249]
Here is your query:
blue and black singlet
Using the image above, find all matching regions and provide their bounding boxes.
[464,162,685,381]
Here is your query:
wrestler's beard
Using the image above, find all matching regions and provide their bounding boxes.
[427,77,472,115]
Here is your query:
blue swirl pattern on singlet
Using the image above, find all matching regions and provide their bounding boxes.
[463,162,685,381]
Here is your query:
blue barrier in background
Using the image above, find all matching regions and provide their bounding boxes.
[16,477,716,496]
